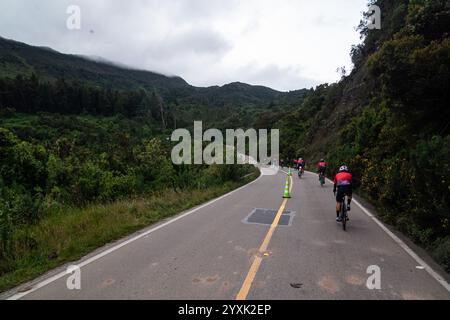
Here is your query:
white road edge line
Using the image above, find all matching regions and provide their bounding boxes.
[317,172,450,292]
[6,171,265,300]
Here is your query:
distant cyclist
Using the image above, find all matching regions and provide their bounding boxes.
[317,158,328,179]
[333,166,353,222]
[296,158,305,171]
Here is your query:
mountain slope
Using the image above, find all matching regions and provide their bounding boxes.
[0,36,292,107]
[0,37,188,92]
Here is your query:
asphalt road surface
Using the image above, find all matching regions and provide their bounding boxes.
[5,170,450,300]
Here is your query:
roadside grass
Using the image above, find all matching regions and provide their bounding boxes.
[0,114,39,128]
[0,175,257,293]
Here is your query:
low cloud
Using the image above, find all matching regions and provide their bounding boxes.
[0,0,368,91]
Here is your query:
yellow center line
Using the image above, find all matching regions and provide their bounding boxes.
[236,175,293,300]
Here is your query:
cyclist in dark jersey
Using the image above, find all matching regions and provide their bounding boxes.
[333,166,353,222]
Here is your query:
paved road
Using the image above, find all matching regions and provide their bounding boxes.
[6,170,450,300]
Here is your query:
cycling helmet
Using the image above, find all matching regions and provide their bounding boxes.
[320,158,325,162]
[339,165,349,172]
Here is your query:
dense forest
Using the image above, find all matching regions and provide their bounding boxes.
[274,0,450,270]
[0,74,175,120]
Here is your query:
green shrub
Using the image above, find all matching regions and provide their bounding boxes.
[432,237,450,272]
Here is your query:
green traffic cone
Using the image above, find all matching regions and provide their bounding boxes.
[288,167,292,176]
[283,177,291,198]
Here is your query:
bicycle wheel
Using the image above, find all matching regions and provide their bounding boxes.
[342,200,347,231]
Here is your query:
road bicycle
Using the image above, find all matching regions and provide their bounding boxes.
[339,195,349,231]
[319,172,326,187]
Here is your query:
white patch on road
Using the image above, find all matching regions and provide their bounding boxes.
[416,266,425,270]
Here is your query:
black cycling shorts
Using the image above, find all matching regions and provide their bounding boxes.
[318,166,326,174]
[336,185,352,202]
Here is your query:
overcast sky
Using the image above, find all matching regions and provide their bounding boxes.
[0,0,369,91]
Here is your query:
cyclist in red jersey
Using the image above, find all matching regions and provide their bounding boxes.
[317,158,327,179]
[296,158,305,171]
[333,165,353,222]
